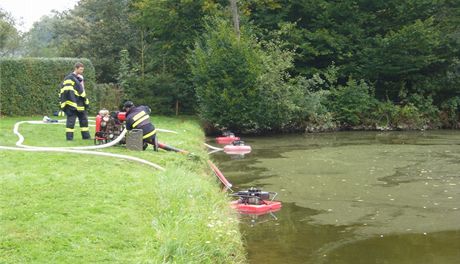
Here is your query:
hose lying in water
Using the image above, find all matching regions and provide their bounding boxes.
[204,143,223,151]
[1,119,165,171]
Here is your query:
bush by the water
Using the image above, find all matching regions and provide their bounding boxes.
[190,22,455,134]
[0,58,95,116]
[190,19,307,133]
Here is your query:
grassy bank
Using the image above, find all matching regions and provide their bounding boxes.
[0,116,245,263]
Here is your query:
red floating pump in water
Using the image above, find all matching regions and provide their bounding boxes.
[230,188,282,214]
[230,200,282,214]
[215,131,240,144]
[223,140,251,154]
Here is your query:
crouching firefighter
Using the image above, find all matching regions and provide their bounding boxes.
[59,62,91,140]
[122,101,158,151]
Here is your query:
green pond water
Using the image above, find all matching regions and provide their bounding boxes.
[211,131,460,264]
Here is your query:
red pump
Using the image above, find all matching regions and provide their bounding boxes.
[230,187,282,214]
[215,131,240,144]
[223,140,251,154]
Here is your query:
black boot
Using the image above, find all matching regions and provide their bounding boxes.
[82,131,91,140]
[66,132,74,141]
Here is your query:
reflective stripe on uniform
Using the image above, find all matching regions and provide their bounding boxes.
[84,98,89,104]
[61,100,77,108]
[66,128,75,132]
[60,86,75,94]
[80,91,86,97]
[60,86,81,97]
[133,111,146,121]
[77,106,85,111]
[143,129,156,139]
[133,115,149,128]
[63,80,75,85]
[80,127,89,132]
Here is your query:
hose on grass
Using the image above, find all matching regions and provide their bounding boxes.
[1,119,165,171]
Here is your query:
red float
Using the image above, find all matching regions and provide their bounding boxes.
[216,136,240,144]
[230,200,282,214]
[223,144,251,154]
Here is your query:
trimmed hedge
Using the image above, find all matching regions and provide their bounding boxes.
[0,58,96,116]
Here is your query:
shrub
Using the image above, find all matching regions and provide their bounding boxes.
[393,103,424,129]
[0,57,95,116]
[190,18,304,132]
[92,83,124,111]
[326,79,378,127]
[406,94,440,127]
[440,96,460,128]
[373,100,399,128]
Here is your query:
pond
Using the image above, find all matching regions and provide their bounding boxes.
[211,131,460,264]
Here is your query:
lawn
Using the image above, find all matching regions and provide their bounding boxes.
[0,116,245,263]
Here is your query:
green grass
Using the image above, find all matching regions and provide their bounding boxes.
[0,116,246,263]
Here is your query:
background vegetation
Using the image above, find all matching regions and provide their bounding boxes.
[0,58,96,116]
[1,0,459,132]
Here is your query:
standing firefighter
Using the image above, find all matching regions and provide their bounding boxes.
[123,101,158,151]
[59,62,91,140]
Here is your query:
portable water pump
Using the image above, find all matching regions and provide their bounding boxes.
[222,131,235,137]
[94,109,126,145]
[232,187,276,205]
[231,140,246,146]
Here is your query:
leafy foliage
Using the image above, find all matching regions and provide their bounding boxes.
[3,0,460,130]
[0,58,95,116]
[0,8,22,57]
[190,18,307,132]
[326,79,378,127]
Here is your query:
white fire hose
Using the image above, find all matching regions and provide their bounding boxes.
[0,119,165,171]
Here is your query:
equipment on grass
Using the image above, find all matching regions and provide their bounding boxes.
[94,109,125,145]
[94,108,186,154]
[42,116,59,123]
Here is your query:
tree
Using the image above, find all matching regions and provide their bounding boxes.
[129,0,221,114]
[190,18,305,132]
[0,8,22,57]
[40,0,138,82]
[23,15,60,57]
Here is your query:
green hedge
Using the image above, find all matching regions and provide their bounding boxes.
[0,58,96,116]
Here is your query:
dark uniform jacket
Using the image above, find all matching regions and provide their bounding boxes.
[59,73,89,112]
[125,105,156,140]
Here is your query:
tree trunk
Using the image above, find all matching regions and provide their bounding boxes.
[175,100,179,116]
[229,0,240,40]
[140,30,145,80]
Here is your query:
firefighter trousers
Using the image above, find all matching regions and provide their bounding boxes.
[66,110,90,140]
[140,123,158,151]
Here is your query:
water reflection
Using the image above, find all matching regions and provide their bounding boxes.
[212,131,460,264]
